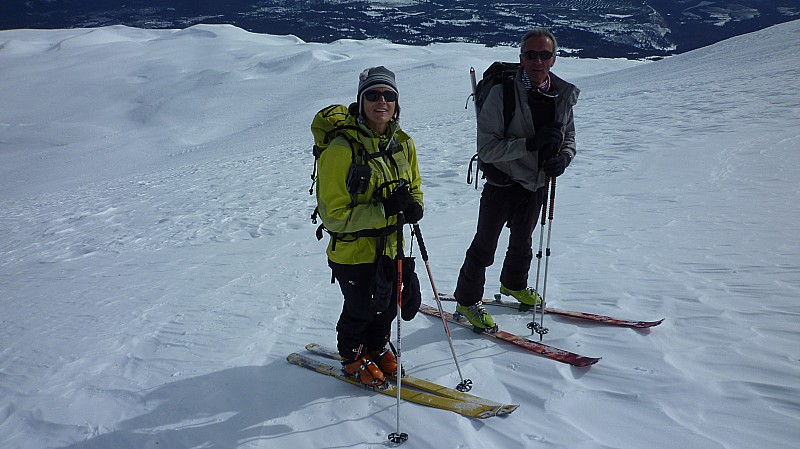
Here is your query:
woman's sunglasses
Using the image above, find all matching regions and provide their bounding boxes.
[364,90,398,102]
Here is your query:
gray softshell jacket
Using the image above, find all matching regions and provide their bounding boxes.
[477,69,580,192]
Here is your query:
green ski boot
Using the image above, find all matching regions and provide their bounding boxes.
[454,303,498,333]
[500,284,542,311]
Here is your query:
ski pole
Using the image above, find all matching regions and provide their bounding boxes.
[389,216,408,445]
[537,177,558,341]
[412,224,473,392]
[530,177,550,336]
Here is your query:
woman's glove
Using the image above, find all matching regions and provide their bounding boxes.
[382,185,414,218]
[403,202,423,224]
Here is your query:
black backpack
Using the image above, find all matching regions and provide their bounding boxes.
[468,62,519,187]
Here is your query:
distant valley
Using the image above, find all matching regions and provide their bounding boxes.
[2,0,798,58]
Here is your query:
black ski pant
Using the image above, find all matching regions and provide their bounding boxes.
[329,260,396,361]
[454,182,546,306]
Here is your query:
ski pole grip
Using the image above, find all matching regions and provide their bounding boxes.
[412,224,429,262]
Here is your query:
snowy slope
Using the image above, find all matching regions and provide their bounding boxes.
[1,20,799,449]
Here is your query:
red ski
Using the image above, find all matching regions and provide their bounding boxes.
[418,304,600,367]
[437,293,664,329]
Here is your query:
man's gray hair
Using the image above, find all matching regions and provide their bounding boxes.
[521,27,558,52]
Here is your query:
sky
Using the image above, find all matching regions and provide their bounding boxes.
[1,20,799,449]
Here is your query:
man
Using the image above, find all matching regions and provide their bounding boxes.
[453,28,580,331]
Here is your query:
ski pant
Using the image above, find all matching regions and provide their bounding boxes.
[454,182,546,306]
[329,260,396,361]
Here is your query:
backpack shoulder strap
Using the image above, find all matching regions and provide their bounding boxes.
[501,76,515,133]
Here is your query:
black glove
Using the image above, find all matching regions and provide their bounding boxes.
[382,185,414,218]
[401,257,422,321]
[537,143,557,165]
[526,122,564,154]
[542,153,571,177]
[403,202,423,224]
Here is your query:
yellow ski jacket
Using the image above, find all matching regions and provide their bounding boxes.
[316,118,423,265]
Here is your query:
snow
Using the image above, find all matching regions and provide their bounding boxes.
[1,20,799,449]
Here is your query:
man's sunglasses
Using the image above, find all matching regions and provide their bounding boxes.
[364,90,398,102]
[522,50,555,61]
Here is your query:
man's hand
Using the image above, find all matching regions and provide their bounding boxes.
[542,153,571,177]
[527,122,563,155]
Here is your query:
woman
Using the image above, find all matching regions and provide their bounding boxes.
[315,66,424,387]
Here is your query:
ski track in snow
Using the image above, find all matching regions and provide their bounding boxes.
[1,21,800,449]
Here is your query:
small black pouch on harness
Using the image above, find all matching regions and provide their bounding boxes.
[400,257,421,321]
[371,255,422,320]
[371,255,395,315]
[346,163,371,195]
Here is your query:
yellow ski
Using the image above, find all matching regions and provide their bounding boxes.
[287,352,514,419]
[304,343,518,415]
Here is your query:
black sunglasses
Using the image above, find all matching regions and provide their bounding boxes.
[364,90,398,102]
[522,50,555,61]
